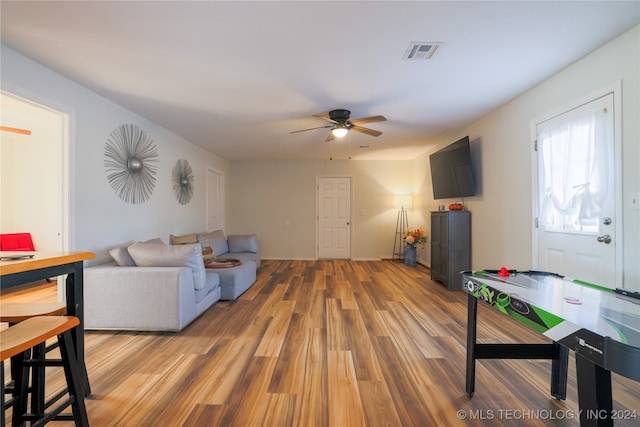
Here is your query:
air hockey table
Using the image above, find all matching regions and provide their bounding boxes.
[462,269,639,427]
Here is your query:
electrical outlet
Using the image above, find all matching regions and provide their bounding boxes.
[627,192,639,210]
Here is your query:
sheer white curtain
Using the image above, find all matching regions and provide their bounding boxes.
[537,107,611,232]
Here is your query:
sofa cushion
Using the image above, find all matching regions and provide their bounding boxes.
[198,230,229,256]
[227,234,258,254]
[108,246,136,266]
[128,242,206,290]
[170,233,198,245]
[145,237,165,244]
[215,260,257,300]
[196,271,220,303]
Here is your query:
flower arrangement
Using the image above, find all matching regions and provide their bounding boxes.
[403,227,428,247]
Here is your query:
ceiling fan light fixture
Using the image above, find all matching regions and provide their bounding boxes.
[331,125,348,138]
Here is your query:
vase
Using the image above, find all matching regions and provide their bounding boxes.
[404,244,417,266]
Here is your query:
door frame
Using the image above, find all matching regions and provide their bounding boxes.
[530,81,623,286]
[316,175,352,259]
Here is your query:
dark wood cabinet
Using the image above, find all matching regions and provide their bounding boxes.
[430,211,470,290]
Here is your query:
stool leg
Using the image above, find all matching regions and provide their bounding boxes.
[68,328,91,396]
[58,330,89,427]
[13,349,30,427]
[1,361,5,427]
[31,343,46,415]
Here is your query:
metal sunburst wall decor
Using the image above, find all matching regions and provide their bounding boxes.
[172,159,194,205]
[104,124,159,204]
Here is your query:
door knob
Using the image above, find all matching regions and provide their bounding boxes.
[597,234,612,244]
[602,217,612,225]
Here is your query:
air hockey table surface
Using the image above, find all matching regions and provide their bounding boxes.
[462,269,640,381]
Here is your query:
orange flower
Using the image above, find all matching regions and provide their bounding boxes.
[403,227,427,247]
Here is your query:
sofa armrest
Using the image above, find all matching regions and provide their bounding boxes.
[227,234,260,267]
[84,265,198,332]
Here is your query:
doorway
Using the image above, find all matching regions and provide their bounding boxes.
[317,176,351,259]
[1,91,68,253]
[533,86,621,288]
[206,167,225,232]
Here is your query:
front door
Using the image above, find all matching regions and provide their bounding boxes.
[317,177,351,259]
[535,91,618,288]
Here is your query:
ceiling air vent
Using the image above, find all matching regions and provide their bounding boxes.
[402,42,442,60]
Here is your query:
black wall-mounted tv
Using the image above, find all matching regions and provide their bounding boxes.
[429,136,474,200]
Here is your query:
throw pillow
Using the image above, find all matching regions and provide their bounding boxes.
[227,234,258,253]
[197,230,229,255]
[108,246,136,266]
[128,242,206,290]
[169,233,198,245]
[197,236,216,260]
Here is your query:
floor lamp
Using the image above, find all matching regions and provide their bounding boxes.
[392,195,412,261]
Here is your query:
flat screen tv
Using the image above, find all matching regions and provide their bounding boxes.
[429,136,474,200]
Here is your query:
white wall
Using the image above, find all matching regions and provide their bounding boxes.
[1,45,231,264]
[414,25,640,290]
[229,159,419,261]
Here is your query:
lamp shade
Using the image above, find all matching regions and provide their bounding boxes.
[331,125,348,138]
[394,194,413,209]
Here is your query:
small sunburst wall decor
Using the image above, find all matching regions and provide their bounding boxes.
[172,159,194,205]
[104,124,159,204]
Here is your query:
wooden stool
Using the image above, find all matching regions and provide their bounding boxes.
[1,316,89,427]
[1,303,67,415]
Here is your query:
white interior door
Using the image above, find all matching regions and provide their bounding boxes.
[206,167,225,231]
[535,92,618,288]
[317,177,351,259]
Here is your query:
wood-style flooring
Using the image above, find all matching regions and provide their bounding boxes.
[2,260,639,426]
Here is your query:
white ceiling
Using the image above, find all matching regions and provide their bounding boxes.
[2,1,639,160]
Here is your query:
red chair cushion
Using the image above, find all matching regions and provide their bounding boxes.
[0,233,35,251]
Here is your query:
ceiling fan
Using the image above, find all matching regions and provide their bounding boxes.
[290,109,386,141]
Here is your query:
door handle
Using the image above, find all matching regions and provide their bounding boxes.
[597,234,612,244]
[346,222,350,225]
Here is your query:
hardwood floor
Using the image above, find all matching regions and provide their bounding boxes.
[2,260,639,426]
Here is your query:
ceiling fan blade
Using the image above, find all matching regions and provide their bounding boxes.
[325,132,335,142]
[313,115,338,124]
[290,125,332,134]
[349,115,386,125]
[351,125,382,137]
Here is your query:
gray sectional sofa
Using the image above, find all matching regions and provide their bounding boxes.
[84,230,259,332]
